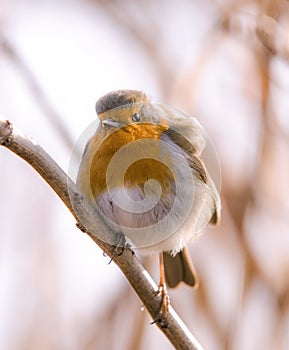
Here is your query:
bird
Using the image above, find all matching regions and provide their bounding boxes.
[77,89,221,322]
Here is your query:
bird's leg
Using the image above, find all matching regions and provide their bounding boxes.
[151,253,170,328]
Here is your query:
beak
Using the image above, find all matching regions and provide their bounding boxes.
[101,118,123,128]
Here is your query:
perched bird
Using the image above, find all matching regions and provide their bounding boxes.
[77,90,221,320]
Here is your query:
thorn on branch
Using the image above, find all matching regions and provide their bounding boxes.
[76,222,87,233]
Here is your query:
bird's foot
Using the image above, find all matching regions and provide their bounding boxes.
[151,283,170,328]
[108,232,133,263]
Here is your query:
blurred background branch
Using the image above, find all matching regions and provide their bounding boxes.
[0,34,74,150]
[256,14,289,61]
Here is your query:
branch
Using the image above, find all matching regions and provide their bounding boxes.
[0,119,203,350]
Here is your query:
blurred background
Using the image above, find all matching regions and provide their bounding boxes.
[1,0,289,349]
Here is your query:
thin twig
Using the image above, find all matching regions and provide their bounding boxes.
[0,119,203,350]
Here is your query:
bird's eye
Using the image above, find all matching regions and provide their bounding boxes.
[131,113,141,122]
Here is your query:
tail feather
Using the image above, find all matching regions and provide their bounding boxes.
[163,247,199,289]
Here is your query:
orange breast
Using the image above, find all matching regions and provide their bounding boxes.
[88,123,173,199]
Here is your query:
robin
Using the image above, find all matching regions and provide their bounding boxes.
[77,90,221,321]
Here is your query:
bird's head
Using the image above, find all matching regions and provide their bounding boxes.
[95,90,169,141]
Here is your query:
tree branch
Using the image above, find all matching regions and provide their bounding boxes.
[0,119,203,350]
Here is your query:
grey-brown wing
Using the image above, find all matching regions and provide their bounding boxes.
[162,129,221,226]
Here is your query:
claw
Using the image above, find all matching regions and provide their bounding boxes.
[108,245,125,264]
[108,232,133,264]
